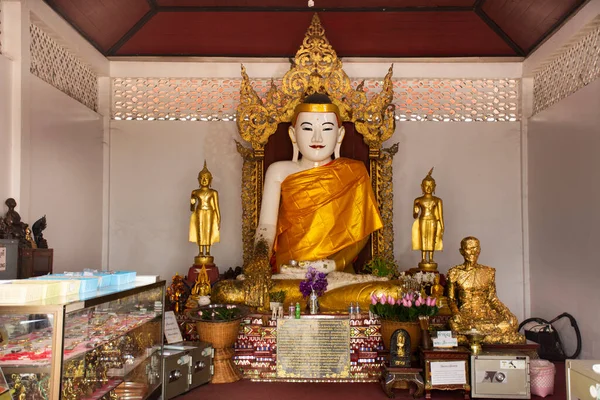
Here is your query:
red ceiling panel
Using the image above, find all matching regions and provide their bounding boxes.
[46,0,151,52]
[42,0,583,57]
[156,0,476,8]
[115,11,516,57]
[482,0,585,52]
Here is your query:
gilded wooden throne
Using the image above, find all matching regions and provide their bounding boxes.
[236,14,398,270]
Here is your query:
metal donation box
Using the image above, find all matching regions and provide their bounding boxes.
[162,341,213,399]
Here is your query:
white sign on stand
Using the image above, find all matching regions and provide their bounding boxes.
[164,311,184,344]
[431,361,467,386]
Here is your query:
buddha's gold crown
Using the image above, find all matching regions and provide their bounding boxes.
[422,167,435,184]
[198,160,212,180]
[292,96,342,127]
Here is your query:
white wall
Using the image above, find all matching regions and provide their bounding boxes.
[109,121,243,278]
[109,120,526,321]
[29,76,104,271]
[391,122,525,321]
[0,55,11,202]
[528,80,600,359]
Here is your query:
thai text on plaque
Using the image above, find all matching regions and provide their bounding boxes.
[276,318,350,379]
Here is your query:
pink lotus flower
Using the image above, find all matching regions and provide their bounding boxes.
[371,293,378,305]
[369,290,439,322]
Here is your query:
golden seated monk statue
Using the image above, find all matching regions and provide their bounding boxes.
[447,236,525,344]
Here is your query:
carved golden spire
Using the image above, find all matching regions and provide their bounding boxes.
[236,13,395,150]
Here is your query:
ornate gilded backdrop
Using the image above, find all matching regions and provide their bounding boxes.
[236,14,397,266]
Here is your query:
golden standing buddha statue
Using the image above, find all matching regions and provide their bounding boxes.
[412,168,444,271]
[447,236,525,344]
[189,162,221,266]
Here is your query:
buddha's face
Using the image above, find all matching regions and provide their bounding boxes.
[198,174,211,187]
[422,180,435,194]
[460,239,481,264]
[289,111,344,163]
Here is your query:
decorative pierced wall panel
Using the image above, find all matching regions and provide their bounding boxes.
[112,78,520,122]
[533,22,600,115]
[30,24,98,111]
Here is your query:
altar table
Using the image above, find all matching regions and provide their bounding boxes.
[233,314,386,382]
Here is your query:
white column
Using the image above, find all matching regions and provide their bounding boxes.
[520,77,534,319]
[2,0,32,222]
[98,76,111,270]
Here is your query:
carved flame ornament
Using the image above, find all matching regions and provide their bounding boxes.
[237,14,397,266]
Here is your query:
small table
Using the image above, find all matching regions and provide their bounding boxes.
[420,347,471,399]
[380,365,425,398]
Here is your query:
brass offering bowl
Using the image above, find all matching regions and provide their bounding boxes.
[461,328,486,355]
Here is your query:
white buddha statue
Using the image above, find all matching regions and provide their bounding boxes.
[255,93,382,275]
[212,94,399,311]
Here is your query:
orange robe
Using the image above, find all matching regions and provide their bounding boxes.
[274,158,383,270]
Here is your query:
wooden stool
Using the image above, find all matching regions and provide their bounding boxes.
[381,364,425,398]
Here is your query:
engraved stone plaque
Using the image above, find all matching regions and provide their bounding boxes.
[277,318,350,379]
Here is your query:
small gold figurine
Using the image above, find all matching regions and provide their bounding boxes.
[186,265,211,309]
[191,265,211,297]
[430,274,450,314]
[447,237,525,344]
[396,333,405,356]
[412,168,444,271]
[166,273,188,314]
[189,161,221,266]
[25,227,37,248]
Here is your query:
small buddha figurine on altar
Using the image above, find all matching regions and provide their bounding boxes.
[186,265,212,309]
[412,168,444,271]
[166,273,189,314]
[430,274,450,314]
[447,236,525,344]
[189,161,221,266]
[25,227,37,248]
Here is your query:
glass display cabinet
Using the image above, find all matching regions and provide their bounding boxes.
[0,280,165,400]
